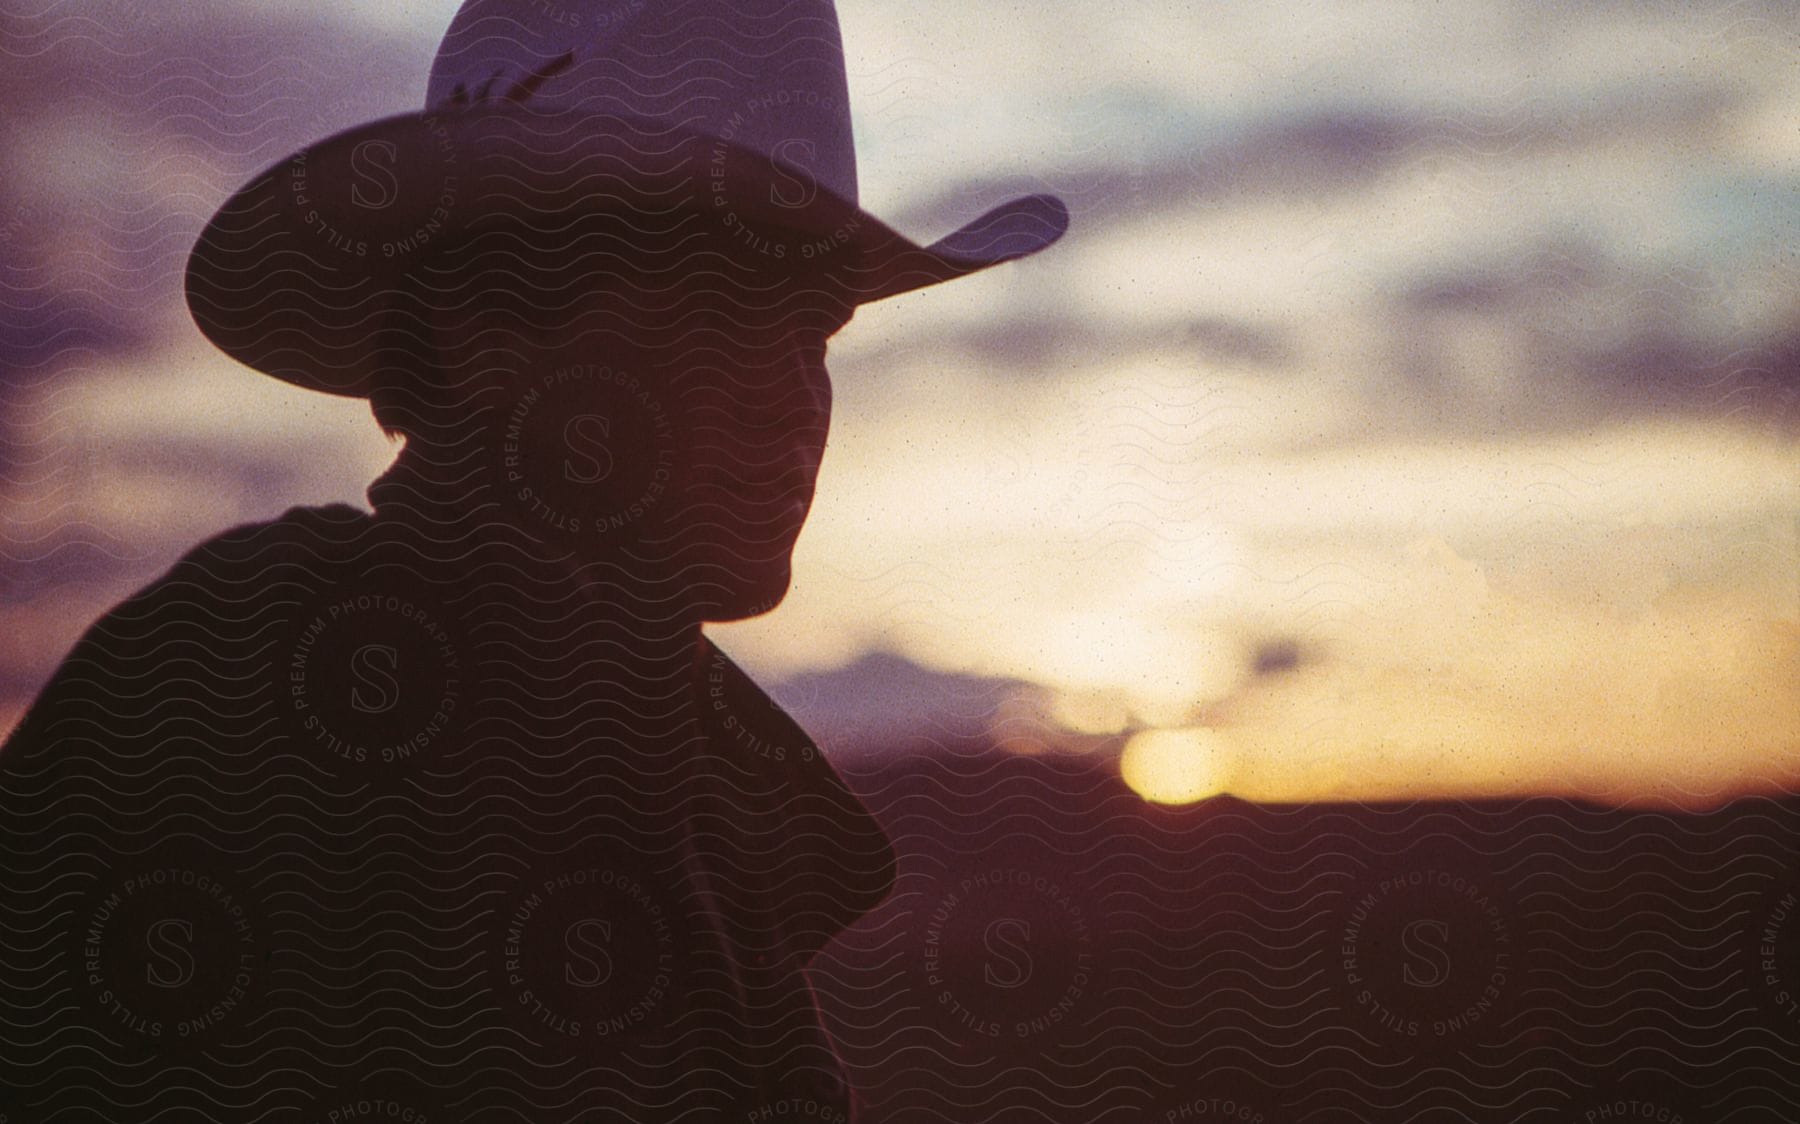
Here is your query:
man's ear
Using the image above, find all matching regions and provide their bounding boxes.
[480,354,683,542]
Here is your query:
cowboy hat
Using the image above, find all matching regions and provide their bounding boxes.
[183,0,1070,399]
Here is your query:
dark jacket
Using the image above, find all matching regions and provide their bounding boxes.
[0,502,894,1120]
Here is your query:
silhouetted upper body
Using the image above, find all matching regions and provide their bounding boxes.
[1,0,1067,1107]
[0,236,897,1119]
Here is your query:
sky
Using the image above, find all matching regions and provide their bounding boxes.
[0,0,1795,806]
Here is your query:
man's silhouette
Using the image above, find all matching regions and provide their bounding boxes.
[0,0,1066,1117]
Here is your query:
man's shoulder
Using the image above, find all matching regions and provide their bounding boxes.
[3,505,376,750]
[167,502,374,575]
[116,503,373,613]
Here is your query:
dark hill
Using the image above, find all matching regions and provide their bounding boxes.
[817,747,1800,1122]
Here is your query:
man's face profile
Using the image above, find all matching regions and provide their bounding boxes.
[423,239,851,621]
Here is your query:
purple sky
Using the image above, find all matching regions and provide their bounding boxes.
[2,0,1796,803]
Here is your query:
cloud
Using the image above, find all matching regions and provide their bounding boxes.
[1218,533,1800,807]
[763,648,1025,754]
[0,0,423,718]
[2,0,1795,805]
[0,0,426,385]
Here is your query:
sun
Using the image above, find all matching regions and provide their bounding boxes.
[1120,727,1235,804]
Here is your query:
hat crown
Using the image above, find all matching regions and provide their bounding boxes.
[424,0,858,205]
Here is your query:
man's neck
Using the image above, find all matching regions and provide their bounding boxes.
[368,442,716,645]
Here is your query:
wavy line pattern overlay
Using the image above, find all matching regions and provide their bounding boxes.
[3,0,1798,1121]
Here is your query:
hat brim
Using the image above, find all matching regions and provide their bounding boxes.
[183,105,1069,399]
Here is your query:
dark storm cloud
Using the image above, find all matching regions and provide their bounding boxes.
[769,649,1028,754]
[1250,637,1303,677]
[876,69,1794,433]
[0,0,419,588]
[0,0,419,391]
[1576,325,1799,423]
[0,279,143,393]
[900,74,1742,235]
[5,0,1788,441]
[1392,241,1800,432]
[844,312,1295,376]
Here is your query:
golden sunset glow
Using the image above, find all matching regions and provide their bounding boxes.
[0,0,1794,811]
[1119,727,1237,804]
